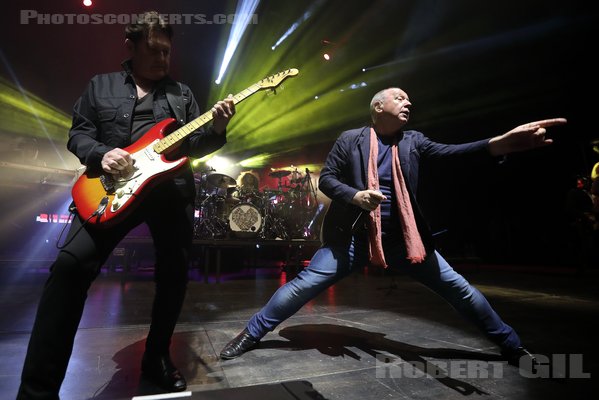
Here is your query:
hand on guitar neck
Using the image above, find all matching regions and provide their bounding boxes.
[211,94,236,134]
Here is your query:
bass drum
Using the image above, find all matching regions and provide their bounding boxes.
[228,203,263,238]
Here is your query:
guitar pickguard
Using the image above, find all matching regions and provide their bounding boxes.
[108,140,185,213]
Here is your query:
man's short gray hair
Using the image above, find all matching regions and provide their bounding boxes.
[370,88,389,122]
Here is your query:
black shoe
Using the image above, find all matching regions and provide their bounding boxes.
[220,329,259,359]
[501,346,538,369]
[141,353,187,392]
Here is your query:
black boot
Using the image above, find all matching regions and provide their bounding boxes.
[220,329,259,359]
[501,346,539,370]
[141,353,187,392]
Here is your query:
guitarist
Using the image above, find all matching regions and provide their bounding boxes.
[18,11,235,398]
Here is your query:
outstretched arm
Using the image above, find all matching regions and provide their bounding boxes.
[488,118,567,156]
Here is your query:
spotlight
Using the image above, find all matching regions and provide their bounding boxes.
[271,0,326,50]
[321,38,337,61]
[206,155,232,171]
[214,0,260,85]
[83,0,92,6]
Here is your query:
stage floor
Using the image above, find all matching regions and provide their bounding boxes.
[1,261,597,399]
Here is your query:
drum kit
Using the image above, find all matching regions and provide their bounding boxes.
[193,167,321,240]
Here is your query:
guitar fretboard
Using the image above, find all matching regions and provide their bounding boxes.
[152,84,261,154]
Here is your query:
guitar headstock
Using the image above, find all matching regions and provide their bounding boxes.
[257,68,299,90]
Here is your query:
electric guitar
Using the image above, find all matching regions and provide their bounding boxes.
[71,68,299,227]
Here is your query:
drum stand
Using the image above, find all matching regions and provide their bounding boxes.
[194,216,228,239]
[260,193,290,240]
[194,195,229,239]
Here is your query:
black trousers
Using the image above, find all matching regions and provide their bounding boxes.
[17,181,195,400]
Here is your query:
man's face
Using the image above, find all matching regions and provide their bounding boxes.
[380,88,411,127]
[128,31,171,82]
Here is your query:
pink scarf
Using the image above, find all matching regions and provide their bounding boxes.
[367,127,426,267]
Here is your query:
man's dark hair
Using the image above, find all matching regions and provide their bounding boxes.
[125,11,173,44]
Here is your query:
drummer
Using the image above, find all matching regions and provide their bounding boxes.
[237,171,260,194]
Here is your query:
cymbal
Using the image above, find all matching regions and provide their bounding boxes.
[269,170,291,178]
[206,173,236,188]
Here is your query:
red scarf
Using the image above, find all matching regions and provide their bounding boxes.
[367,127,426,267]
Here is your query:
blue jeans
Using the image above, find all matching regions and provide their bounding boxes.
[247,234,522,351]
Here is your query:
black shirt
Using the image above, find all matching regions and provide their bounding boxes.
[131,90,156,143]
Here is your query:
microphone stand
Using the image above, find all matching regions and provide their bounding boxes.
[304,168,318,207]
[302,168,321,239]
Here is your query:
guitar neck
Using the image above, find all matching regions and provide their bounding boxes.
[153,83,260,154]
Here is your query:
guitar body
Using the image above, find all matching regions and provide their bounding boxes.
[71,118,188,227]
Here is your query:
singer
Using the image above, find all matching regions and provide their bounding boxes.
[219,87,566,368]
